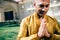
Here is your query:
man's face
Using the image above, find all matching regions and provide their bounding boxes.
[34,0,50,17]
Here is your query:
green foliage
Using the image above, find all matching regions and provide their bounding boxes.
[0,22,20,27]
[0,27,20,40]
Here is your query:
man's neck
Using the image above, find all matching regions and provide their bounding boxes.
[37,13,44,19]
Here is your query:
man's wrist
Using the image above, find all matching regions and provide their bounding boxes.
[37,33,43,39]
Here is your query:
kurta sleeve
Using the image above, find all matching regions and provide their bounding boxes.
[17,18,38,40]
[52,18,60,40]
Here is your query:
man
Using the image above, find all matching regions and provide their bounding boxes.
[17,0,60,40]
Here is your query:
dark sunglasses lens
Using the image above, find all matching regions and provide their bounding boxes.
[39,4,49,8]
[46,5,49,8]
[39,4,44,8]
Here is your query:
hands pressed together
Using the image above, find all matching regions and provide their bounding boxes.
[38,18,50,38]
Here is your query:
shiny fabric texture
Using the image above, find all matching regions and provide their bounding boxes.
[17,12,60,40]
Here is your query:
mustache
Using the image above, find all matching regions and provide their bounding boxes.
[38,10,45,14]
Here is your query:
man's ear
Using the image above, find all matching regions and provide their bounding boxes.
[33,2,36,6]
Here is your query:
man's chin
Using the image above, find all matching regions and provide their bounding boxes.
[39,14,44,17]
[39,13,46,18]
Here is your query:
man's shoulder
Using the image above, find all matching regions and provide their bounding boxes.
[22,14,34,22]
[46,15,57,22]
[21,14,34,25]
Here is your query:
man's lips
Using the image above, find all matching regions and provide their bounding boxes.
[38,10,45,15]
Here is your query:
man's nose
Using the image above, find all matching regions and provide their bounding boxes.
[42,7,46,11]
[42,9,45,11]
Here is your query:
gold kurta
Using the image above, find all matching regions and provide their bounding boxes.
[17,12,60,40]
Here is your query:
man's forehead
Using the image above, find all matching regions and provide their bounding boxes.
[35,0,50,4]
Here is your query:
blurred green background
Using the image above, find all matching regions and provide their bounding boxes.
[0,22,20,40]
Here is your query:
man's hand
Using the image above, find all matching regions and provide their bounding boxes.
[44,26,50,38]
[37,18,50,38]
[37,18,46,38]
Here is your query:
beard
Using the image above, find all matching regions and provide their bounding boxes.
[37,10,46,18]
[38,10,45,15]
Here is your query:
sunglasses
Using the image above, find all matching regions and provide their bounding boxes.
[38,4,49,8]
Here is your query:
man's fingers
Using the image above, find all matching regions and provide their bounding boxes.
[45,28,50,38]
[38,18,48,38]
[45,32,50,38]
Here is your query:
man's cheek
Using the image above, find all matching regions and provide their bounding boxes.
[46,9,49,12]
